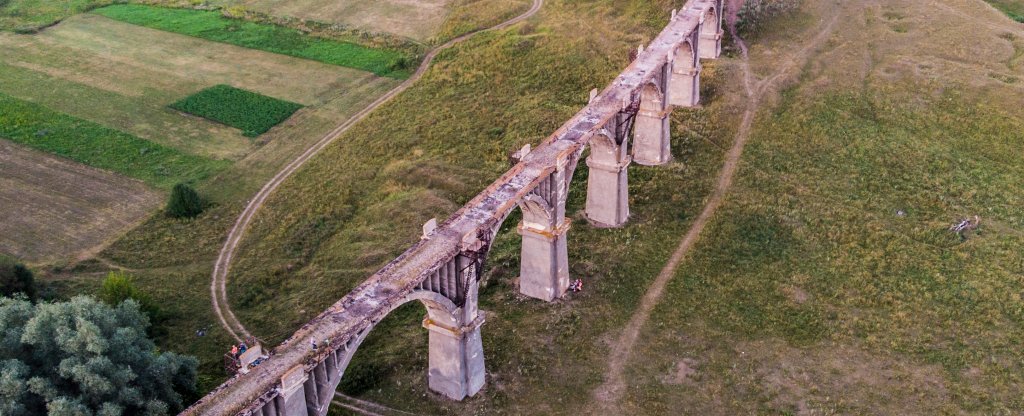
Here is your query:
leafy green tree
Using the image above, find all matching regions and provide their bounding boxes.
[0,255,36,300]
[0,296,197,415]
[165,183,203,219]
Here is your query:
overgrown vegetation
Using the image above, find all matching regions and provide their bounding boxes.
[0,93,229,189]
[170,85,302,137]
[166,183,205,219]
[0,296,197,415]
[736,0,802,37]
[93,4,413,78]
[0,255,35,300]
[0,0,109,32]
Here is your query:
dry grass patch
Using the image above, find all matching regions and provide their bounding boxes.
[0,140,161,263]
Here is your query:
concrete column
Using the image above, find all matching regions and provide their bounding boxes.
[668,59,701,107]
[633,84,672,166]
[277,366,310,416]
[699,29,723,59]
[424,315,485,400]
[586,131,630,227]
[517,218,571,301]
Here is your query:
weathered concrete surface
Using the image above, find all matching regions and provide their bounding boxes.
[182,1,719,414]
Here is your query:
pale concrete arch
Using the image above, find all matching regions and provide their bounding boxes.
[282,288,482,416]
[668,39,701,107]
[633,81,672,166]
[585,128,631,227]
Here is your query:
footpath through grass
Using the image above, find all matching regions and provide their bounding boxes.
[92,4,411,78]
[171,85,302,138]
[0,93,228,189]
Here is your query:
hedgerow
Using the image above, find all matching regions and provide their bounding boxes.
[0,93,228,189]
[170,85,302,137]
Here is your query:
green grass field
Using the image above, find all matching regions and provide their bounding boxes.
[171,85,302,137]
[986,0,1024,22]
[92,4,411,78]
[0,93,228,189]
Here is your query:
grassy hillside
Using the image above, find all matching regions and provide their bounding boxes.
[69,0,1024,413]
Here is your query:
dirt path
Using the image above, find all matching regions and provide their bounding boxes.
[209,0,544,343]
[591,5,839,411]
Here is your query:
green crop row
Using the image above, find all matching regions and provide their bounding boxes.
[0,93,228,189]
[93,4,413,78]
[170,85,302,138]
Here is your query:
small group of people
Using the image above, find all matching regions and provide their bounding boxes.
[569,278,584,292]
[229,342,249,359]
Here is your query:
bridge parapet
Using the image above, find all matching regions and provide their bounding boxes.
[183,1,722,414]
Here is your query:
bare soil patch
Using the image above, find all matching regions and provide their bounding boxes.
[0,140,161,263]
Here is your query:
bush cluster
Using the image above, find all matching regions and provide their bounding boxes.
[0,256,35,300]
[170,84,302,137]
[165,183,204,219]
[736,0,802,37]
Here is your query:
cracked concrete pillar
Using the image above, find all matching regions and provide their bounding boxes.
[668,41,701,108]
[633,82,672,166]
[586,129,630,227]
[424,315,485,400]
[277,366,310,416]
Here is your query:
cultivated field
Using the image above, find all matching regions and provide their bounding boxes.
[225,0,450,40]
[0,11,402,263]
[0,14,390,160]
[0,140,161,263]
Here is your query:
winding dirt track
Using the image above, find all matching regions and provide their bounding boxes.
[209,0,544,343]
[591,4,839,411]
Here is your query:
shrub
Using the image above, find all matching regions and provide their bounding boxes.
[166,182,204,218]
[170,85,302,137]
[100,271,161,321]
[0,256,35,300]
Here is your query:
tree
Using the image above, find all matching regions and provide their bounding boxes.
[0,255,36,300]
[165,183,203,219]
[0,296,197,415]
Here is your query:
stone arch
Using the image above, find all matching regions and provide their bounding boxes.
[319,288,478,413]
[702,5,719,36]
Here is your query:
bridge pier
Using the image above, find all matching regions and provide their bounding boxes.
[586,129,630,227]
[698,1,723,59]
[424,315,485,400]
[517,160,574,302]
[633,82,672,166]
[277,366,311,416]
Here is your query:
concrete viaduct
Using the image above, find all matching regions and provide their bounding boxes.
[183,0,723,414]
